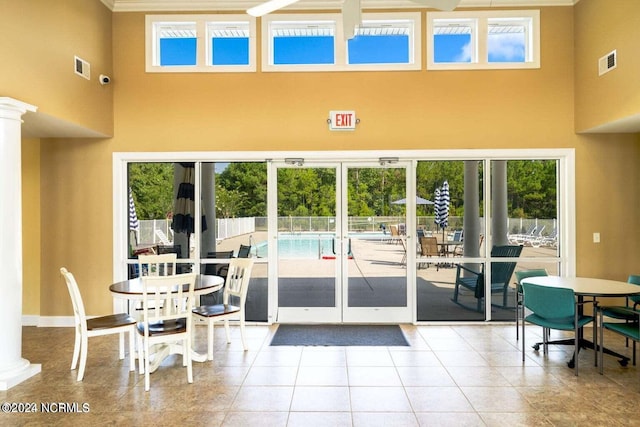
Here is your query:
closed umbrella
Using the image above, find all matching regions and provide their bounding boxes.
[129,187,139,245]
[434,181,450,241]
[171,163,207,256]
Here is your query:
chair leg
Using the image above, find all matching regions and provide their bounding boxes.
[599,320,604,374]
[77,335,89,381]
[119,332,125,360]
[143,340,151,391]
[185,336,193,384]
[522,318,526,362]
[71,329,81,370]
[224,319,232,344]
[240,315,247,351]
[128,329,135,372]
[137,335,145,375]
[207,319,214,361]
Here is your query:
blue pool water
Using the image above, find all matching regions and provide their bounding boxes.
[254,233,380,259]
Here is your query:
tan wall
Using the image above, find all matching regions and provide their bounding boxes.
[574,0,640,131]
[0,0,114,135]
[23,5,640,316]
[22,138,41,315]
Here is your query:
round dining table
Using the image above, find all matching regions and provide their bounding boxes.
[109,273,224,299]
[109,274,224,367]
[521,275,640,367]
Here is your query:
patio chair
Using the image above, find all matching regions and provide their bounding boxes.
[60,268,136,381]
[452,245,523,312]
[389,225,401,244]
[193,258,254,358]
[419,236,439,270]
[137,272,197,391]
[522,282,594,376]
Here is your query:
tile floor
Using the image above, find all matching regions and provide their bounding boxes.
[1,323,640,426]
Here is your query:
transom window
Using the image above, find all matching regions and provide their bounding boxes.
[146,15,256,72]
[427,10,539,70]
[262,13,421,72]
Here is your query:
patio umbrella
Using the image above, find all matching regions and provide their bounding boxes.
[128,187,139,245]
[171,162,207,255]
[434,181,450,240]
[391,196,434,205]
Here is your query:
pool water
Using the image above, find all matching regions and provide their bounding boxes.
[254,233,378,259]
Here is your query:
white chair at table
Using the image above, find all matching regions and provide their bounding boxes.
[60,267,136,381]
[137,272,197,391]
[193,258,254,360]
[138,253,177,277]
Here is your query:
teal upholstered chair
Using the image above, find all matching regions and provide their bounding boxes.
[599,307,640,374]
[521,282,594,376]
[598,275,640,366]
[514,269,548,340]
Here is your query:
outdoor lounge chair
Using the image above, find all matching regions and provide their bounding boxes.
[452,244,523,312]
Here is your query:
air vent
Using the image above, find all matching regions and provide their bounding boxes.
[74,56,90,80]
[598,49,616,76]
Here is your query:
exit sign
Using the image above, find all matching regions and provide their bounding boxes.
[329,110,357,131]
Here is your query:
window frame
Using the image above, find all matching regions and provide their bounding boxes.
[261,12,421,72]
[427,10,540,71]
[145,14,257,73]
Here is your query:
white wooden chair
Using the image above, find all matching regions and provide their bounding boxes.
[60,267,136,381]
[193,258,254,360]
[137,253,177,277]
[137,272,197,391]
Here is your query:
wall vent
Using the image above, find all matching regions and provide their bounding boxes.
[598,49,616,76]
[74,56,91,80]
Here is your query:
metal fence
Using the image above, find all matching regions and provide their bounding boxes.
[137,216,557,244]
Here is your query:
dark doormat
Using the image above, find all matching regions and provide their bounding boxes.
[270,324,409,347]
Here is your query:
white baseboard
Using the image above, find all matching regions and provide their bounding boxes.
[33,316,75,327]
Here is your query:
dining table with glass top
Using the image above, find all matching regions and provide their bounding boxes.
[521,275,640,367]
[109,274,224,369]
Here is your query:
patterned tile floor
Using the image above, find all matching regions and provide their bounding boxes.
[1,324,639,426]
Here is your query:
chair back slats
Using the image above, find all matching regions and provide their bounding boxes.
[138,253,177,277]
[420,236,439,257]
[490,245,523,284]
[140,273,197,327]
[522,282,575,320]
[223,259,254,304]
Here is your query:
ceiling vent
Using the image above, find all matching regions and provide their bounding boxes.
[598,49,616,76]
[74,56,90,80]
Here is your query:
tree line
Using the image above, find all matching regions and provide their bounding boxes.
[128,160,557,221]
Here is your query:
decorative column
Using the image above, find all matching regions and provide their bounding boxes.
[463,160,481,257]
[491,160,509,246]
[0,97,41,390]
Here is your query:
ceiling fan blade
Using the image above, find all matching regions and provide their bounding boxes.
[247,0,302,17]
[409,0,462,11]
[342,0,361,41]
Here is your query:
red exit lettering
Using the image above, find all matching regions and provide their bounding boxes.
[335,113,352,127]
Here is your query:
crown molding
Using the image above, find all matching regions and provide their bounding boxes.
[102,0,579,13]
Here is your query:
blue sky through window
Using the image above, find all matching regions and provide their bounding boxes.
[273,36,335,65]
[160,38,197,66]
[434,34,470,63]
[348,35,409,64]
[212,38,250,65]
[488,32,525,62]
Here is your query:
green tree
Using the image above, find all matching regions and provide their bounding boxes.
[128,162,174,219]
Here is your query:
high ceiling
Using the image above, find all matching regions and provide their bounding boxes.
[101,0,579,13]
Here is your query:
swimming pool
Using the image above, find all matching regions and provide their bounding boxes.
[254,232,380,259]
